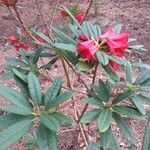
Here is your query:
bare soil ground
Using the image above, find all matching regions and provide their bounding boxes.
[0,0,150,150]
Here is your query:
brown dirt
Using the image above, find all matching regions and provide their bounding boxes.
[0,0,150,150]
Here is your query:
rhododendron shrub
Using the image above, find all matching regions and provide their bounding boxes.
[0,6,150,150]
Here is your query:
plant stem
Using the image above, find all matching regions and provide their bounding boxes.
[77,63,98,123]
[60,57,72,88]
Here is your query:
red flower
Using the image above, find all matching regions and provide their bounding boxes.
[99,28,129,70]
[77,40,99,60]
[75,12,85,23]
[15,42,29,51]
[60,10,69,17]
[8,36,18,44]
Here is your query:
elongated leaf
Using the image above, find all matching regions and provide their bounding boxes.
[0,105,32,116]
[40,114,60,132]
[39,57,58,70]
[132,62,150,69]
[14,75,30,97]
[0,118,32,150]
[108,131,120,150]
[44,77,62,107]
[47,91,74,109]
[113,106,145,120]
[83,97,102,106]
[87,143,99,150]
[98,109,112,132]
[0,84,31,108]
[12,68,28,83]
[113,113,136,145]
[0,114,32,129]
[96,51,109,66]
[102,65,119,82]
[36,124,57,150]
[51,113,74,126]
[93,25,102,38]
[93,79,109,102]
[140,86,150,92]
[81,109,101,123]
[112,90,134,104]
[113,24,122,33]
[142,118,150,150]
[99,127,112,150]
[52,27,76,44]
[62,6,87,36]
[6,57,28,67]
[68,24,79,37]
[130,96,146,115]
[138,93,150,103]
[135,69,150,85]
[54,43,76,52]
[108,55,127,67]
[28,72,42,106]
[126,61,132,83]
[0,72,14,80]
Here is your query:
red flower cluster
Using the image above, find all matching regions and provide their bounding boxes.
[8,36,29,51]
[60,10,85,24]
[77,28,128,70]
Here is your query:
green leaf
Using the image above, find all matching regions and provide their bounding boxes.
[93,25,102,38]
[113,106,145,120]
[14,75,30,97]
[138,93,150,104]
[54,43,76,52]
[113,24,122,33]
[99,127,112,150]
[47,91,74,109]
[132,62,150,69]
[6,57,28,67]
[12,68,28,83]
[83,97,102,106]
[32,29,53,45]
[140,86,150,92]
[142,118,150,150]
[0,105,32,116]
[112,90,134,104]
[0,114,32,129]
[93,79,109,102]
[98,109,112,133]
[40,114,60,132]
[102,65,119,82]
[96,51,109,66]
[25,133,37,150]
[126,61,132,83]
[51,113,74,126]
[76,61,95,72]
[113,113,136,145]
[39,57,58,70]
[28,72,42,106]
[0,72,14,80]
[36,124,57,150]
[135,69,150,85]
[108,55,127,67]
[44,77,62,107]
[0,84,31,108]
[52,27,76,44]
[81,109,101,124]
[130,96,146,115]
[68,24,79,37]
[108,131,120,150]
[0,118,32,150]
[62,6,87,36]
[87,143,99,150]
[129,45,144,50]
